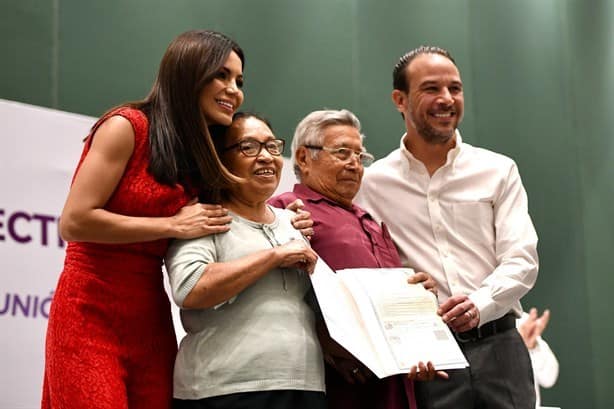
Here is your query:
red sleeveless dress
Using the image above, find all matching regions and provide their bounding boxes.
[42,108,191,409]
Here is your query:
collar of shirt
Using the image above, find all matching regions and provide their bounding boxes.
[291,183,402,270]
[399,130,464,174]
[291,183,369,219]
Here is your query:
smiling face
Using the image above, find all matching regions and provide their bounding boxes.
[296,124,364,208]
[393,53,464,144]
[223,116,283,203]
[199,51,244,126]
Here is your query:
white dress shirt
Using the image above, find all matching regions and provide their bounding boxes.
[516,313,560,408]
[356,132,539,327]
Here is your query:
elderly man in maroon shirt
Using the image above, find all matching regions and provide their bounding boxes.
[269,109,442,409]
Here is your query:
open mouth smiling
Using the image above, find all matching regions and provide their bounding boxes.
[216,99,234,111]
[254,168,276,176]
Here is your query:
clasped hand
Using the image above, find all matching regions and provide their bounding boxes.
[438,294,480,333]
[276,239,318,274]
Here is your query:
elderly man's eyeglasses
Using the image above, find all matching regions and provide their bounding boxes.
[224,138,285,157]
[304,145,375,166]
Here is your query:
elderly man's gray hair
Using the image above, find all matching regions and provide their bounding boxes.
[291,109,363,179]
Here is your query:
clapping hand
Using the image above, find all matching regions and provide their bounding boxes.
[518,307,551,349]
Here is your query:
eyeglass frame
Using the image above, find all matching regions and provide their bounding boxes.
[303,145,375,166]
[224,138,286,157]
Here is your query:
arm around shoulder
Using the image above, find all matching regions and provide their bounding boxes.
[59,115,179,244]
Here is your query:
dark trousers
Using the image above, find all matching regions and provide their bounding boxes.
[415,329,535,409]
[173,390,327,409]
[325,364,412,409]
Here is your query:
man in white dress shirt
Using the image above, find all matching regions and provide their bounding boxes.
[357,46,539,409]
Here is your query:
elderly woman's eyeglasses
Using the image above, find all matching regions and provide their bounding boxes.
[304,145,375,166]
[224,138,285,157]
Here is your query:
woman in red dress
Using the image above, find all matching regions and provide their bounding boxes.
[42,30,246,409]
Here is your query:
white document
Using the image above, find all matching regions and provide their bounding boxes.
[310,260,468,378]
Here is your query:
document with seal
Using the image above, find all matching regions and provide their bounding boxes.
[310,259,468,378]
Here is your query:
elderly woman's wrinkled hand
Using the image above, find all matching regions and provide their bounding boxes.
[276,239,318,273]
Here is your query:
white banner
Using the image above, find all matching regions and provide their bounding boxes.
[0,99,296,409]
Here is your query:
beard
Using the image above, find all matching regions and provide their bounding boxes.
[407,104,460,145]
[416,120,454,144]
[409,113,456,144]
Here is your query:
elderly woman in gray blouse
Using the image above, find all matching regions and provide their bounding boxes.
[165,112,325,409]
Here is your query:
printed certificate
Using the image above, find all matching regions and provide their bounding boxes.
[310,260,468,378]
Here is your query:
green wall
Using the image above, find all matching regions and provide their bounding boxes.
[2,1,612,407]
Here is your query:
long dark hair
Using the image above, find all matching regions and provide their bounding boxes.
[117,30,244,202]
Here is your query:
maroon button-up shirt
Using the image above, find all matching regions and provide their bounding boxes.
[270,184,401,270]
[269,184,416,409]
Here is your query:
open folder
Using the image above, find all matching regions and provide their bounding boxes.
[310,259,469,379]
